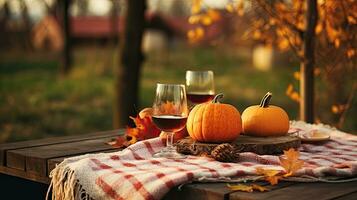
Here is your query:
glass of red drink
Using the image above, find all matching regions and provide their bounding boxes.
[152,83,188,158]
[186,70,215,104]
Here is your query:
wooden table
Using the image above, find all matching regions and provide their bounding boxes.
[1,130,357,200]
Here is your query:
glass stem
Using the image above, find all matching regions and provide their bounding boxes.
[166,132,174,150]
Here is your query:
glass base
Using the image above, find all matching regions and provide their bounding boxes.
[153,148,186,159]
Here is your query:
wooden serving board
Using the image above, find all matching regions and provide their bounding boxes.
[175,135,301,155]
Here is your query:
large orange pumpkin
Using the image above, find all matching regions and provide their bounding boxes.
[241,92,289,136]
[187,94,242,143]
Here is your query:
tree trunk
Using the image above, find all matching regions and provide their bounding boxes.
[300,0,317,123]
[114,0,146,128]
[19,0,32,50]
[59,0,72,75]
[110,0,120,44]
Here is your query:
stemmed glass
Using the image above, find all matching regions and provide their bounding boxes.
[152,83,189,158]
[186,70,215,105]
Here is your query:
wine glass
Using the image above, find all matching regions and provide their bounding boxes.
[186,70,215,105]
[152,83,189,158]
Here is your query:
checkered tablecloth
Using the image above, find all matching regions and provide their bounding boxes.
[48,121,357,200]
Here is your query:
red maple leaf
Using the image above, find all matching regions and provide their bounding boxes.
[108,114,161,148]
[129,115,161,140]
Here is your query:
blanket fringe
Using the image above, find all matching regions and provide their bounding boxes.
[47,161,91,200]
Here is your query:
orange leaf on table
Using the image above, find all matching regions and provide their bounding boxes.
[129,115,161,140]
[256,167,282,185]
[125,127,139,144]
[279,148,304,177]
[251,184,270,192]
[107,136,131,149]
[227,183,269,192]
[227,184,253,192]
[108,113,161,149]
[265,175,282,185]
[256,167,280,177]
[108,101,188,149]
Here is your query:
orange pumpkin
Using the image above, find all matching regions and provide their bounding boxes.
[187,94,242,143]
[241,92,289,136]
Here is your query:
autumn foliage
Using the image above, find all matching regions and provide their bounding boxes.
[188,0,356,128]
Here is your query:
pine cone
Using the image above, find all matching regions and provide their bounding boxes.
[211,143,239,162]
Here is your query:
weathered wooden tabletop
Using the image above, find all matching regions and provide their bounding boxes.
[1,130,356,200]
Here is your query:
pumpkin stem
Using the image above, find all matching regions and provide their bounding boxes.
[260,92,272,107]
[212,93,224,103]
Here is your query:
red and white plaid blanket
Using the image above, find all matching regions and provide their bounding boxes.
[49,121,357,200]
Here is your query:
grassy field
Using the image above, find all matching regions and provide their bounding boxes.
[0,44,355,143]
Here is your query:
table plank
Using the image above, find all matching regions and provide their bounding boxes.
[0,129,123,166]
[2,129,357,200]
[6,136,119,177]
[163,183,233,200]
[334,191,357,200]
[230,181,357,200]
[47,149,119,175]
[0,166,49,184]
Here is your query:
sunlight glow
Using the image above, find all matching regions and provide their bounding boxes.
[88,0,111,16]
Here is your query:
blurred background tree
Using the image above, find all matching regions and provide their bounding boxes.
[113,0,146,128]
[188,0,356,129]
[0,0,355,143]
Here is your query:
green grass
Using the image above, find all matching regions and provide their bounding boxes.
[0,44,355,143]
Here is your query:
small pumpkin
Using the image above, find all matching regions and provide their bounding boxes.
[187,94,242,143]
[241,92,289,136]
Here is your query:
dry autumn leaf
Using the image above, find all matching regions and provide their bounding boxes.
[227,184,253,192]
[280,148,304,177]
[265,175,282,185]
[251,184,270,192]
[227,183,269,193]
[256,168,280,177]
[129,115,161,140]
[108,115,161,149]
[107,136,130,149]
[256,167,282,185]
